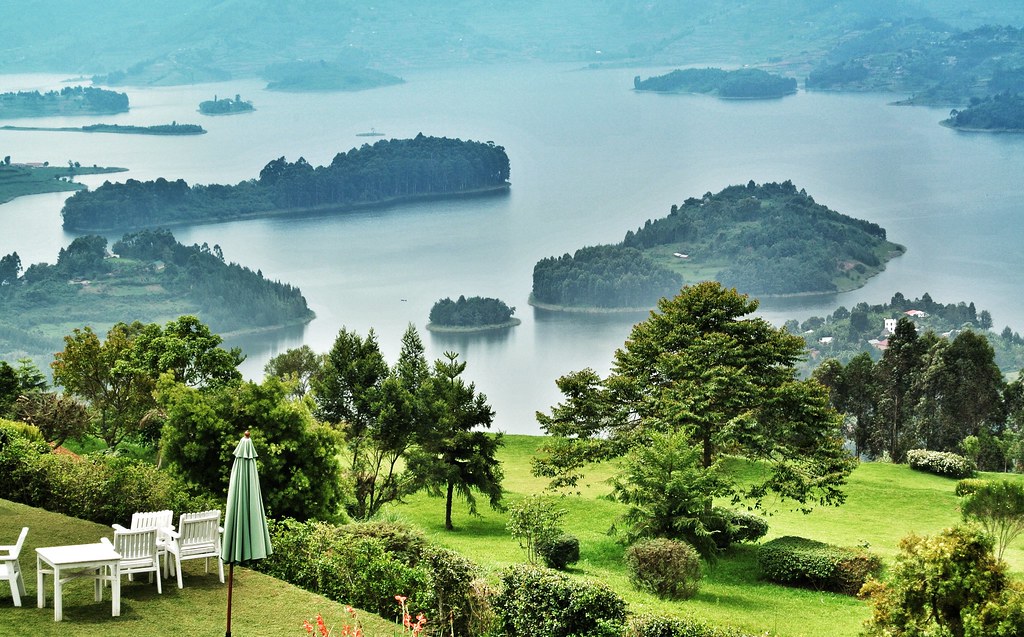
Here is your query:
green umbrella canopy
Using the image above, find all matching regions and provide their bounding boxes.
[222,431,273,564]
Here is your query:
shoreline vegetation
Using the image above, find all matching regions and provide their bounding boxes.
[0,163,128,205]
[198,94,254,115]
[634,67,797,99]
[0,86,129,118]
[61,135,511,232]
[0,123,205,135]
[428,295,519,331]
[426,318,521,333]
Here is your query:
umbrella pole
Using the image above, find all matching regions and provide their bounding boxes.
[226,563,234,637]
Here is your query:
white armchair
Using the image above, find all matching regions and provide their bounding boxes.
[166,510,224,589]
[0,526,28,607]
[102,525,163,595]
[130,510,174,577]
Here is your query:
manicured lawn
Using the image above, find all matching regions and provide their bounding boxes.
[0,499,396,636]
[391,434,1024,637]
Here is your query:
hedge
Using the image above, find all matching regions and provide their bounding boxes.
[906,449,975,479]
[626,614,763,637]
[758,536,882,595]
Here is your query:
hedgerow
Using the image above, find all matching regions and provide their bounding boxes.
[758,536,882,595]
[906,449,975,478]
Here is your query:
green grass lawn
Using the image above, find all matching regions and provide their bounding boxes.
[0,499,396,636]
[389,434,1024,637]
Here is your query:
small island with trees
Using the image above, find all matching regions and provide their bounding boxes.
[0,86,129,117]
[943,93,1024,132]
[263,60,404,92]
[634,68,797,99]
[427,295,520,332]
[61,134,511,231]
[0,228,314,363]
[0,157,127,205]
[199,94,254,115]
[0,122,204,135]
[531,180,904,311]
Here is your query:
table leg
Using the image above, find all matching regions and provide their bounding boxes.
[36,557,45,609]
[53,566,63,622]
[112,564,121,617]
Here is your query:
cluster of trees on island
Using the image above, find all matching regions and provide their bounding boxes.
[0,86,129,117]
[61,134,511,231]
[634,67,797,99]
[199,94,253,115]
[428,295,518,329]
[0,229,313,361]
[532,180,902,309]
[945,92,1024,131]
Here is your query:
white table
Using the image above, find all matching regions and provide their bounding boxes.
[36,543,121,621]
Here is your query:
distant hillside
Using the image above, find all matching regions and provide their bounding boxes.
[531,181,904,309]
[263,61,403,92]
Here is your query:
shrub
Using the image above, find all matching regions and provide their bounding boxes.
[758,536,882,595]
[507,493,566,565]
[906,449,975,478]
[704,507,770,549]
[624,538,702,600]
[538,533,580,570]
[955,477,990,497]
[493,564,627,637]
[626,613,763,637]
[257,518,481,636]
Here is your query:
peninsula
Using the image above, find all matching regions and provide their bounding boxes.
[0,161,127,205]
[942,93,1024,132]
[61,135,511,232]
[531,180,904,311]
[0,123,204,135]
[0,86,129,118]
[634,68,797,99]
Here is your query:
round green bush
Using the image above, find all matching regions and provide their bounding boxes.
[538,533,580,570]
[624,538,702,600]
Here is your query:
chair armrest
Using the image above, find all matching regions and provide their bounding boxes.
[112,523,129,532]
[165,529,180,539]
[100,537,113,547]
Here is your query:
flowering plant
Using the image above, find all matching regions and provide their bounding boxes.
[395,595,428,636]
[302,606,362,637]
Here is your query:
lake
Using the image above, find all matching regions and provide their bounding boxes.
[2,64,1023,434]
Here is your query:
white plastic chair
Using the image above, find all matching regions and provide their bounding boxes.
[102,525,162,594]
[166,510,224,588]
[130,510,174,577]
[0,527,28,607]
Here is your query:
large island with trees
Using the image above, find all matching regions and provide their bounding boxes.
[531,180,904,310]
[0,86,129,117]
[427,295,520,332]
[634,68,797,99]
[61,134,511,231]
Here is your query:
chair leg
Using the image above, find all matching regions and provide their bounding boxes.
[155,562,162,595]
[217,556,224,584]
[175,555,184,589]
[9,569,23,607]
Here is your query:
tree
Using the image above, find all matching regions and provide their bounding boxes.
[862,526,1023,637]
[506,494,566,565]
[11,392,90,447]
[14,358,48,393]
[869,318,929,461]
[0,252,21,285]
[52,323,155,448]
[960,480,1024,561]
[0,361,17,416]
[158,375,343,520]
[133,315,243,388]
[534,282,852,534]
[409,351,504,530]
[264,345,322,398]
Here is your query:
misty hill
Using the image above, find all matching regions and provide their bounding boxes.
[60,135,511,232]
[0,229,313,362]
[634,68,797,99]
[531,181,904,309]
[3,2,1024,84]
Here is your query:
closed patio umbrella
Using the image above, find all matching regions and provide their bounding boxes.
[222,431,273,637]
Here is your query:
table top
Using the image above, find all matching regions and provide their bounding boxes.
[37,543,121,566]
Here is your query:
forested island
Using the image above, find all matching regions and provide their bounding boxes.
[0,123,204,135]
[531,181,904,310]
[0,86,128,117]
[0,229,313,362]
[0,160,127,205]
[427,295,520,332]
[634,68,797,99]
[943,93,1024,132]
[61,134,511,231]
[199,94,254,115]
[263,60,404,91]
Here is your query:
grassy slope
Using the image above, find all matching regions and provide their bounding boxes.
[391,434,1024,637]
[0,165,127,205]
[0,499,395,636]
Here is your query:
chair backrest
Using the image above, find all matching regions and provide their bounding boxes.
[178,510,221,548]
[113,527,158,562]
[131,510,173,532]
[1,527,28,560]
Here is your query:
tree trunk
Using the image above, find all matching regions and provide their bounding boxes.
[445,481,455,531]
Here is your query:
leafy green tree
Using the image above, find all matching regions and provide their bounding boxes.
[410,351,504,530]
[158,375,342,520]
[506,494,566,565]
[869,318,930,461]
[862,526,1023,637]
[960,480,1024,561]
[133,315,243,388]
[0,252,21,286]
[264,344,322,398]
[534,282,852,534]
[15,358,48,393]
[0,361,17,415]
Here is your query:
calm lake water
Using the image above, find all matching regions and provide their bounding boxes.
[2,64,1023,434]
